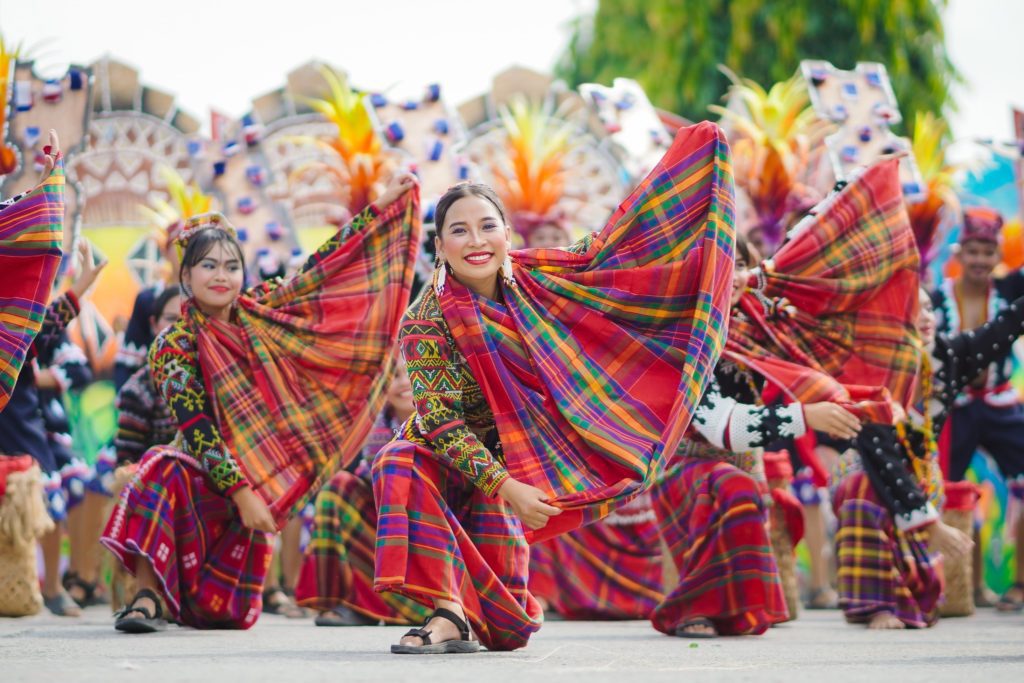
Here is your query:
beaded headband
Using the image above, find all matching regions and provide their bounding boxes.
[173,212,238,260]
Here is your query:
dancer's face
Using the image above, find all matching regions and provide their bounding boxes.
[150,295,182,336]
[527,224,571,249]
[436,195,511,297]
[731,252,750,307]
[182,242,245,318]
[917,288,937,350]
[957,239,1000,286]
[385,360,414,420]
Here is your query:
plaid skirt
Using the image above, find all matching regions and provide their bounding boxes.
[100,446,273,629]
[372,438,542,651]
[529,493,663,620]
[294,468,429,624]
[650,457,787,635]
[833,470,942,628]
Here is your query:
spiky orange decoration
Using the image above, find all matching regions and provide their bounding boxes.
[290,66,394,213]
[709,69,833,249]
[0,33,23,176]
[139,166,214,247]
[906,112,960,269]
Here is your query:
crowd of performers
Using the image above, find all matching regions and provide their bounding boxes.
[2,120,1023,654]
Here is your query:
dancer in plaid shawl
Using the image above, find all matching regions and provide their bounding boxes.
[295,359,430,627]
[830,284,1023,628]
[655,159,924,638]
[375,122,734,654]
[651,232,863,638]
[101,172,421,633]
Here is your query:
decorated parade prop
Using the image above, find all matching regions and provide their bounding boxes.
[0,456,54,617]
[800,60,925,202]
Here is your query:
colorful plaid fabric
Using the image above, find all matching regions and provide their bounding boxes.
[436,122,735,542]
[725,159,920,423]
[294,468,428,624]
[833,469,942,628]
[373,438,542,651]
[101,446,273,628]
[528,493,663,620]
[651,456,787,635]
[187,194,421,522]
[0,160,64,412]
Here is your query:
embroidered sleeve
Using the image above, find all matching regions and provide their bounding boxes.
[691,375,807,450]
[942,294,1024,398]
[854,423,937,531]
[148,320,247,494]
[39,333,91,394]
[30,292,80,362]
[0,190,29,207]
[114,368,155,466]
[400,295,509,497]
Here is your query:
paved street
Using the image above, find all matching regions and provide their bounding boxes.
[2,606,1021,682]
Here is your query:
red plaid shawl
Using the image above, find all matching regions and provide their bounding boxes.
[0,159,64,413]
[438,122,735,542]
[190,194,421,523]
[724,159,921,423]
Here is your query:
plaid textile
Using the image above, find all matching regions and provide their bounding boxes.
[295,468,428,624]
[528,493,663,619]
[101,446,273,628]
[833,470,941,628]
[189,194,421,523]
[0,160,64,412]
[437,122,735,542]
[651,456,787,635]
[373,438,541,651]
[725,159,920,423]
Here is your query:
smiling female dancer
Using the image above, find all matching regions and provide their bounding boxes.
[373,122,735,654]
[100,172,421,632]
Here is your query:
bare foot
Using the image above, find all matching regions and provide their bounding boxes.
[676,618,718,637]
[398,610,465,647]
[867,612,905,630]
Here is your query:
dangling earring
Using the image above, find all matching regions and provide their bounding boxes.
[501,253,516,288]
[434,258,447,295]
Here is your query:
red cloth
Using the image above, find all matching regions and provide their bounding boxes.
[0,455,35,501]
[943,480,980,512]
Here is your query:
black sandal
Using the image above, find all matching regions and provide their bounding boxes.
[62,570,109,608]
[391,607,481,654]
[674,617,718,639]
[114,588,168,633]
[995,582,1024,613]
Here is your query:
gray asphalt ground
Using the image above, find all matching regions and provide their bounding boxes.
[1,604,1021,682]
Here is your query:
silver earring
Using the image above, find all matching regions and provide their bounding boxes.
[435,261,447,295]
[501,254,516,288]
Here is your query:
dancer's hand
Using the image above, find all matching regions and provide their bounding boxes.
[375,170,417,210]
[803,402,861,440]
[930,520,973,561]
[37,129,60,184]
[498,478,561,530]
[232,487,277,533]
[69,239,107,300]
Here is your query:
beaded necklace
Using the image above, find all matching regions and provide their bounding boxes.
[895,349,938,501]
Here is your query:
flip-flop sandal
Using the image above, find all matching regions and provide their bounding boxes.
[995,583,1024,613]
[262,588,307,619]
[805,587,839,610]
[674,617,718,639]
[43,589,82,617]
[391,607,481,654]
[114,588,168,633]
[62,570,110,608]
[314,606,379,627]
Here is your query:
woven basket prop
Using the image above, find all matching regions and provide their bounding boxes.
[939,480,980,617]
[765,450,804,621]
[0,456,55,617]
